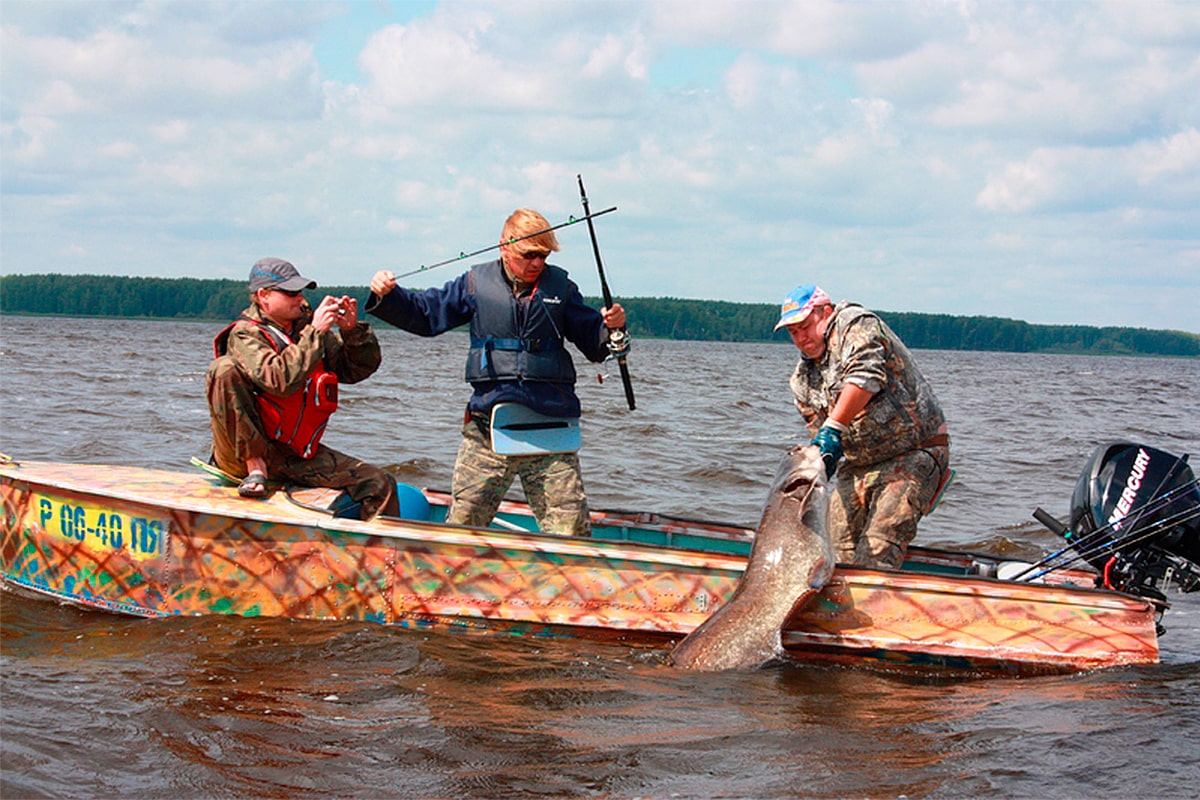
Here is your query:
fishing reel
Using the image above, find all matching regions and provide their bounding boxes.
[606,329,631,359]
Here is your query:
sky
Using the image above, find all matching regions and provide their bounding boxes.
[2,0,1198,332]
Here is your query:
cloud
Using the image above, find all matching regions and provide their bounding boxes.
[977,128,1200,213]
[1136,127,1200,184]
[1,0,1198,331]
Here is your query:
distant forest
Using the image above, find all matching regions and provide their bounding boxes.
[2,273,1198,357]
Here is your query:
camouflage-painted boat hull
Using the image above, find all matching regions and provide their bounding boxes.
[1,459,1160,674]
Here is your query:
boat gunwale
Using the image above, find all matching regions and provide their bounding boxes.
[824,566,1159,612]
[0,462,751,573]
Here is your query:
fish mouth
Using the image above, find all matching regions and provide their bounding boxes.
[781,474,820,495]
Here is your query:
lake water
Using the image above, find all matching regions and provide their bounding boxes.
[2,315,1198,799]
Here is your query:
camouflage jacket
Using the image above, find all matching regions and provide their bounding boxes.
[218,304,382,397]
[789,302,945,466]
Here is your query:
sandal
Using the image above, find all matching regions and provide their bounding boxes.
[238,470,269,499]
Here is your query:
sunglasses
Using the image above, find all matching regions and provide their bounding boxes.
[518,249,550,261]
[271,288,304,297]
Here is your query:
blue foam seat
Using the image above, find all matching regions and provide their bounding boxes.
[395,483,431,521]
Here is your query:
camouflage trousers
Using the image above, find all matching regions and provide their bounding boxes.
[830,444,950,569]
[448,416,591,537]
[206,356,398,520]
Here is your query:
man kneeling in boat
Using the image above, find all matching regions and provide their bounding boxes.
[206,258,399,520]
[367,208,625,536]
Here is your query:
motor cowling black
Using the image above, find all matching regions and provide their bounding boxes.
[1065,442,1200,596]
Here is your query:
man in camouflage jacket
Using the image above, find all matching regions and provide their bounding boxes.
[206,258,398,520]
[775,284,950,568]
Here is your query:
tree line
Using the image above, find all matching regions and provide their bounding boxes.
[2,273,1197,357]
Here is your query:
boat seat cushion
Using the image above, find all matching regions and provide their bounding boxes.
[395,483,431,521]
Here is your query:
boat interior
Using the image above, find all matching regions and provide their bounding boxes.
[284,479,1081,587]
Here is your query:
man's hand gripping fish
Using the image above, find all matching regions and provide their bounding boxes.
[671,445,834,671]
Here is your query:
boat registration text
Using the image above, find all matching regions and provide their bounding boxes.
[34,493,167,560]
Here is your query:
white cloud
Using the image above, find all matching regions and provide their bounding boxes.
[1136,128,1200,183]
[582,32,648,81]
[359,20,509,108]
[976,152,1063,213]
[851,97,897,145]
[97,140,139,159]
[27,79,95,116]
[978,129,1200,215]
[1,0,1198,331]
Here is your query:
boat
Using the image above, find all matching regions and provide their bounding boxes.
[2,442,1197,675]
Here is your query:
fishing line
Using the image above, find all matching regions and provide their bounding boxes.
[393,206,617,281]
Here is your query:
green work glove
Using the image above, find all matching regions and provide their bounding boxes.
[811,424,844,479]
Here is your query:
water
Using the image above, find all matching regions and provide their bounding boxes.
[2,315,1198,799]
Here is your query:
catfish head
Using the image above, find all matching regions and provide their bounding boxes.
[759,443,829,541]
[671,444,834,671]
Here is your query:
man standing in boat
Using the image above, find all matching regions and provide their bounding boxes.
[776,284,950,569]
[367,208,626,537]
[206,258,399,520]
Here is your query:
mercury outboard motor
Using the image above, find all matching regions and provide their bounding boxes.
[1035,443,1200,600]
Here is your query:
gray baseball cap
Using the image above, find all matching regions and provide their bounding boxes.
[248,257,318,292]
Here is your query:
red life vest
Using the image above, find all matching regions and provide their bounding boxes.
[214,317,339,459]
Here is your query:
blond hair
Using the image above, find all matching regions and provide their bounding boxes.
[500,208,560,253]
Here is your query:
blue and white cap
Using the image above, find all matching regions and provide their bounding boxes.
[774,284,831,330]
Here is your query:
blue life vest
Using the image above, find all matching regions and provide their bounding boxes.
[465,261,577,385]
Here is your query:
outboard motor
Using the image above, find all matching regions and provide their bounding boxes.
[1038,443,1200,600]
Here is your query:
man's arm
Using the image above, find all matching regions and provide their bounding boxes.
[811,315,888,476]
[366,272,475,336]
[827,383,874,428]
[329,329,382,383]
[562,282,618,363]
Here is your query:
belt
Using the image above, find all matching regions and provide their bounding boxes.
[920,433,950,448]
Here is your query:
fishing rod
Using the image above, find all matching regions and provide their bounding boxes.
[394,206,617,281]
[1034,501,1199,571]
[1010,475,1200,582]
[1027,503,1200,582]
[1019,478,1199,579]
[1024,505,1200,590]
[577,174,636,411]
[1028,478,1197,569]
